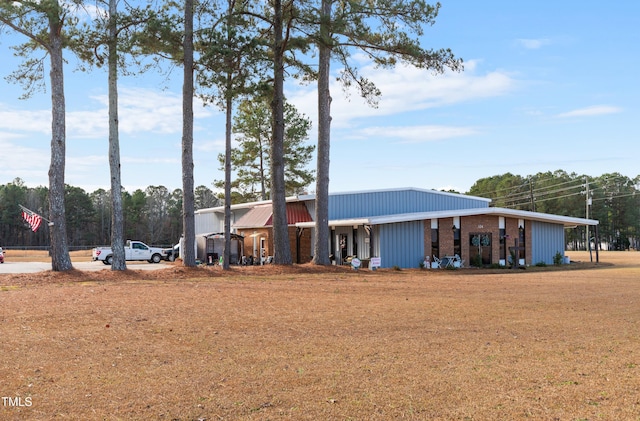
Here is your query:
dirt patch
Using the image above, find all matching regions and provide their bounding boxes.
[1,251,640,420]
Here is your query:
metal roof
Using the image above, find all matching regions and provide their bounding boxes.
[295,207,598,228]
[233,202,313,228]
[201,232,244,239]
[193,187,491,215]
[328,186,492,203]
[194,195,314,215]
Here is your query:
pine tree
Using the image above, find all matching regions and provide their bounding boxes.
[214,96,314,202]
[305,0,463,265]
[1,0,75,270]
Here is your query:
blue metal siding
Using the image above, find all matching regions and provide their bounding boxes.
[378,220,425,268]
[531,221,565,265]
[329,189,488,219]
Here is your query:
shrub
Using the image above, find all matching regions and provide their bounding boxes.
[471,254,483,268]
[553,251,563,266]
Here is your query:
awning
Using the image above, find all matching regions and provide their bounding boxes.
[295,207,598,229]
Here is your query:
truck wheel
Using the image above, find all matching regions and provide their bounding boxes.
[151,253,162,263]
[168,253,176,262]
[105,255,113,265]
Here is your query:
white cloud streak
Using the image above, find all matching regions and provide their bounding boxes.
[516,38,552,49]
[557,105,622,118]
[0,87,215,140]
[0,134,51,182]
[350,125,478,144]
[288,59,517,130]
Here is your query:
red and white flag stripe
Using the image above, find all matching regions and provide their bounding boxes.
[20,206,43,232]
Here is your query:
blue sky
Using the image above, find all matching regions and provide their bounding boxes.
[1,1,638,195]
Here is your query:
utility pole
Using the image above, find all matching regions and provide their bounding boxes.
[528,176,535,212]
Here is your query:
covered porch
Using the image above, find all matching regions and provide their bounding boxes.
[297,218,386,269]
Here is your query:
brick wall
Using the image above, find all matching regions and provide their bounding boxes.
[289,226,312,264]
[239,228,271,260]
[238,227,312,263]
[423,215,532,266]
[462,215,500,265]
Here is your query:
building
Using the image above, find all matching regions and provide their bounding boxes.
[194,187,598,268]
[194,196,315,264]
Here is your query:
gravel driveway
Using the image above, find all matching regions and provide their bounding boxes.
[0,261,168,274]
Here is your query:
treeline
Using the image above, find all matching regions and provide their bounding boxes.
[5,170,639,250]
[2,0,462,269]
[468,170,640,250]
[0,178,220,248]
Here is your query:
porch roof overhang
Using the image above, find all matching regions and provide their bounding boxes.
[295,207,599,229]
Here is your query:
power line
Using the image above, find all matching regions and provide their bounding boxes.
[491,179,583,203]
[474,172,575,197]
[472,173,639,213]
[592,191,638,202]
[501,190,585,209]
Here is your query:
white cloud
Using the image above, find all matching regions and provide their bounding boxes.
[195,137,226,153]
[516,38,552,49]
[68,1,107,21]
[86,87,215,138]
[350,125,478,144]
[0,106,51,134]
[288,59,517,130]
[121,156,181,165]
[556,105,622,118]
[0,87,216,141]
[0,134,51,185]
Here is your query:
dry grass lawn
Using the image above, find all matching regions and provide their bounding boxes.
[1,250,640,420]
[3,249,94,262]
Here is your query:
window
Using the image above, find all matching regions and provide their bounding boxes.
[519,226,525,260]
[352,227,358,258]
[431,228,439,259]
[453,227,461,257]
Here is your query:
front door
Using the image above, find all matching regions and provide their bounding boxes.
[470,233,492,266]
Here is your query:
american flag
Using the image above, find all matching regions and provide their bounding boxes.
[20,205,43,232]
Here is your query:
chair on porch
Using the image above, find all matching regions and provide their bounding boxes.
[453,254,464,268]
[432,256,442,269]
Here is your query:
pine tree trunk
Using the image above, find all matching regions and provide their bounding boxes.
[270,0,292,264]
[313,0,332,265]
[48,14,72,272]
[223,94,232,270]
[108,0,126,270]
[222,0,233,270]
[181,0,196,267]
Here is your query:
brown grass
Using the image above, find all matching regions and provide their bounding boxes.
[1,251,640,420]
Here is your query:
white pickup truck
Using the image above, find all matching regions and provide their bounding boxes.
[92,240,169,265]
